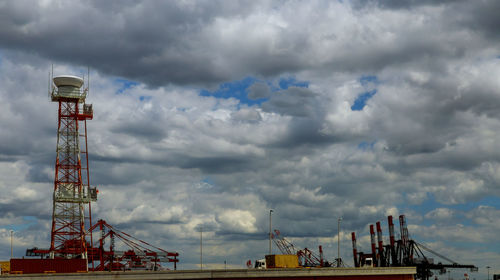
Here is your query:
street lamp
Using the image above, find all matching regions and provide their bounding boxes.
[10,230,14,259]
[337,217,342,266]
[199,226,203,270]
[269,209,273,255]
[486,266,491,280]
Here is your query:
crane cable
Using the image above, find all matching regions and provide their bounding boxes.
[416,242,457,264]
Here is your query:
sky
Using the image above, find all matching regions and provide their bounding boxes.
[0,0,499,278]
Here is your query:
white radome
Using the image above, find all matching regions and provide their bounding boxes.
[53,75,84,88]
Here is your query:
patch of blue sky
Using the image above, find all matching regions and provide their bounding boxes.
[359,75,378,87]
[114,78,139,94]
[278,76,309,90]
[200,76,266,106]
[351,89,377,111]
[202,176,215,185]
[197,177,217,192]
[351,75,379,111]
[139,95,152,102]
[357,140,376,150]
[398,192,433,215]
[7,216,38,232]
[447,195,500,212]
[200,76,310,107]
[398,193,500,229]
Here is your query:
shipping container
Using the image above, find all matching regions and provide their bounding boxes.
[265,254,300,268]
[10,258,87,274]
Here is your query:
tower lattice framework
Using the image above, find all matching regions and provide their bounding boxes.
[50,75,96,258]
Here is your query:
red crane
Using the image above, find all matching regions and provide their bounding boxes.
[351,215,477,280]
[369,224,377,265]
[272,229,330,267]
[351,231,374,268]
[388,215,397,265]
[376,221,385,267]
[351,232,358,267]
[272,230,297,255]
[86,220,179,271]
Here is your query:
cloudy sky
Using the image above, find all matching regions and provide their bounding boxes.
[1,0,499,277]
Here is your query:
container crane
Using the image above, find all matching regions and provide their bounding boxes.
[351,215,477,280]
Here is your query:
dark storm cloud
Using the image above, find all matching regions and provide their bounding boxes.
[443,1,500,40]
[26,154,54,183]
[0,0,264,86]
[0,0,497,92]
[270,119,336,149]
[111,121,167,141]
[261,87,350,149]
[248,82,271,100]
[353,0,500,44]
[89,152,261,186]
[351,0,465,10]
[0,201,48,218]
[365,65,500,159]
[178,156,255,173]
[262,87,320,118]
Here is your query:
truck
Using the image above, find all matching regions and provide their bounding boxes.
[362,257,374,268]
[253,255,300,269]
[254,259,266,269]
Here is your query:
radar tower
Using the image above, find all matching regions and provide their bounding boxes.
[49,75,96,259]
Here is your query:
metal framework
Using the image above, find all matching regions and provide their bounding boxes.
[351,215,478,280]
[272,230,297,255]
[86,219,179,271]
[272,229,334,267]
[24,73,179,272]
[49,76,95,259]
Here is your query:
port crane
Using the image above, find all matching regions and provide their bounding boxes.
[27,219,179,271]
[86,219,178,271]
[351,215,478,280]
[272,229,336,267]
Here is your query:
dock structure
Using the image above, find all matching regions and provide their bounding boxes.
[1,267,415,279]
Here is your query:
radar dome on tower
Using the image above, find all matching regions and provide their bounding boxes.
[51,75,87,101]
[53,75,84,88]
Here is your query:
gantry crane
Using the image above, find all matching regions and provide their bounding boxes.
[351,215,478,280]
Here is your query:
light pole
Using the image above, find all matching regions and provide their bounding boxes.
[200,226,203,270]
[269,209,273,255]
[337,217,342,266]
[486,266,491,280]
[10,230,14,259]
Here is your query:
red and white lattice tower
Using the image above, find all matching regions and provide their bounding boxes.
[49,75,96,259]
